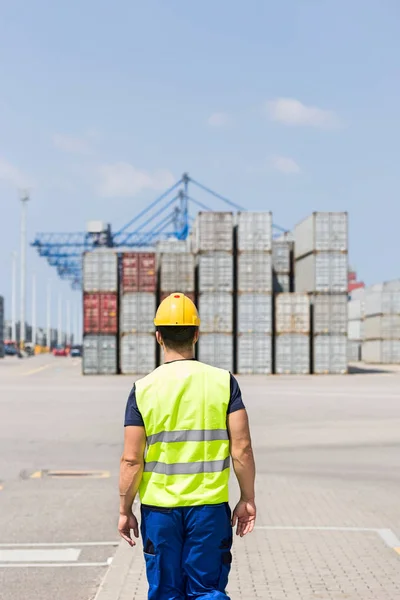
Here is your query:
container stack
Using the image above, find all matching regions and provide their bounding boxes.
[120,253,157,374]
[294,212,348,374]
[82,251,118,374]
[275,294,310,374]
[236,212,273,374]
[159,253,195,304]
[348,288,365,362]
[362,282,400,364]
[272,240,293,293]
[193,212,234,371]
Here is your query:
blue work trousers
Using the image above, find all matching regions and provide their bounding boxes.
[140,502,233,600]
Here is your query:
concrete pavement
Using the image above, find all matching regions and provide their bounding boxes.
[1,355,400,599]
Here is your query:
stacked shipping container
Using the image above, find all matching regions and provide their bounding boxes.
[294,213,348,374]
[348,288,365,362]
[272,239,293,293]
[83,251,118,374]
[193,213,234,371]
[362,282,400,364]
[236,213,272,374]
[120,253,157,374]
[275,294,310,374]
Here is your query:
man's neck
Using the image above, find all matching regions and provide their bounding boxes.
[163,348,195,364]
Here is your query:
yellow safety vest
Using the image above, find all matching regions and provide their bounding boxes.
[135,360,231,507]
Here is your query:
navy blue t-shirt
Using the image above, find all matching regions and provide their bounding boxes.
[124,363,245,428]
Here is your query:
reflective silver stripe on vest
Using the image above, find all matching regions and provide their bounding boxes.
[144,456,230,476]
[147,429,229,446]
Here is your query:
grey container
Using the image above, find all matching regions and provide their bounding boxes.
[198,333,233,371]
[365,291,400,317]
[348,320,364,341]
[192,212,233,253]
[275,293,310,334]
[198,253,233,292]
[238,294,272,334]
[275,334,310,374]
[273,273,290,293]
[272,241,292,274]
[83,251,118,292]
[237,334,272,374]
[237,253,272,293]
[295,253,348,293]
[364,315,400,340]
[348,298,365,321]
[348,340,361,362]
[199,293,233,333]
[362,340,400,364]
[160,253,195,292]
[120,293,156,333]
[120,334,156,374]
[83,335,117,375]
[294,212,348,259]
[156,239,189,253]
[312,294,348,334]
[237,212,272,252]
[313,335,347,374]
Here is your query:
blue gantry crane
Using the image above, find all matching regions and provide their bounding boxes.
[32,173,288,289]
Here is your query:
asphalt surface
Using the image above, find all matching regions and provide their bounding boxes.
[0,355,399,600]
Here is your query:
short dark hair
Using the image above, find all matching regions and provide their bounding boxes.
[157,326,198,351]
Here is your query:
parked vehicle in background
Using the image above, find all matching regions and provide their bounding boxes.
[70,345,82,357]
[5,344,18,356]
[53,346,67,357]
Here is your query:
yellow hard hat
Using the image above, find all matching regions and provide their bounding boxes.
[154,293,200,327]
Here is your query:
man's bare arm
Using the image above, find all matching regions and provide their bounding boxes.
[227,408,256,536]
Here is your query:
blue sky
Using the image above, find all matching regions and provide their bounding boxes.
[1,0,400,330]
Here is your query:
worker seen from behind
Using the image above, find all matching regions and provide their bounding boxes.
[119,293,256,599]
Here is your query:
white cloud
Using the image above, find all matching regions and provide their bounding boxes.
[271,155,301,174]
[0,158,32,188]
[53,133,92,154]
[207,112,231,127]
[267,98,339,129]
[97,163,175,198]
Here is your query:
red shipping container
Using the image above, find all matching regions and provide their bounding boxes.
[348,281,365,293]
[348,271,357,282]
[84,293,118,334]
[160,292,196,304]
[122,253,157,293]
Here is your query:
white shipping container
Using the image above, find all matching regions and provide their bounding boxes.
[83,251,118,292]
[350,288,366,301]
[313,335,347,374]
[294,212,348,259]
[295,253,348,293]
[120,334,156,374]
[275,334,310,374]
[83,335,117,375]
[348,320,364,341]
[312,294,348,334]
[237,334,272,374]
[348,298,364,321]
[365,291,400,317]
[273,273,291,293]
[120,293,156,333]
[364,315,400,340]
[237,294,272,333]
[192,212,233,253]
[272,241,292,274]
[83,336,99,374]
[160,253,195,292]
[198,334,233,371]
[237,212,272,252]
[156,239,189,254]
[275,294,310,334]
[382,279,400,292]
[198,253,233,292]
[348,340,361,362]
[362,340,400,364]
[238,253,272,293]
[199,293,233,333]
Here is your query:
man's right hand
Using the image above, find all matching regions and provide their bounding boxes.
[118,511,139,546]
[232,499,256,537]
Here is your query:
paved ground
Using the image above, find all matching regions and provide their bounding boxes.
[0,355,399,599]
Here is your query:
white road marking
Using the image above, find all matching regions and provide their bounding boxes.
[0,548,81,563]
[0,541,118,548]
[378,528,400,548]
[0,562,109,568]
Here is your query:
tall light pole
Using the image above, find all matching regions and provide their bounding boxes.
[11,251,17,343]
[57,294,62,347]
[46,281,51,350]
[31,273,36,346]
[19,192,29,348]
[66,300,71,346]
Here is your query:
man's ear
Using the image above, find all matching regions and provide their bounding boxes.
[194,329,199,345]
[156,331,163,346]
